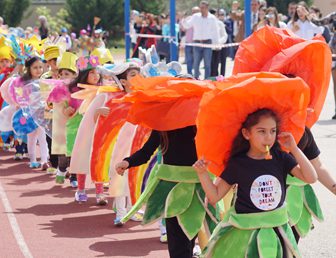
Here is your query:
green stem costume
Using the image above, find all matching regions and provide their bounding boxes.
[66,113,83,157]
[202,206,301,258]
[121,164,220,239]
[285,175,324,238]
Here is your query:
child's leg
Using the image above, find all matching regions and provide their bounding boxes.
[27,130,38,163]
[77,174,86,192]
[75,174,88,202]
[159,219,168,243]
[36,127,49,163]
[159,219,167,235]
[56,155,68,184]
[115,196,127,219]
[95,183,107,206]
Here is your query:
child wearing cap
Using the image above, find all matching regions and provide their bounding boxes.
[49,52,79,188]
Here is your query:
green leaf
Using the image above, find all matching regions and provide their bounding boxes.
[303,184,324,222]
[164,182,195,218]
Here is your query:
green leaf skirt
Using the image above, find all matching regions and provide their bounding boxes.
[286,175,324,238]
[121,164,220,240]
[202,206,301,258]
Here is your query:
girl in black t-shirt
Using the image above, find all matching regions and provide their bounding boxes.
[193,108,318,258]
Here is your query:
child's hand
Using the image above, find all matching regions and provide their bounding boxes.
[193,158,209,174]
[64,106,75,117]
[292,22,300,32]
[278,132,297,152]
[115,161,129,176]
[95,107,110,117]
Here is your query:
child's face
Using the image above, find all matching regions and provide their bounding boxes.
[30,60,44,79]
[47,59,57,71]
[0,58,11,70]
[87,68,100,85]
[242,116,277,154]
[59,69,77,80]
[121,68,140,92]
[102,74,115,86]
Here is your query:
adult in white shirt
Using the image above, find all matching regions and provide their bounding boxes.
[287,3,323,40]
[210,9,228,76]
[182,1,220,79]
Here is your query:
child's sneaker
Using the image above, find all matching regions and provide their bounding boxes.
[29,162,41,168]
[41,162,51,171]
[160,233,168,243]
[46,167,57,174]
[70,180,78,188]
[114,217,124,227]
[23,153,29,159]
[193,244,201,257]
[55,170,66,184]
[96,194,108,206]
[130,212,143,222]
[14,153,23,160]
[75,191,88,203]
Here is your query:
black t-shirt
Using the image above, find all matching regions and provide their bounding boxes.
[220,148,297,214]
[297,127,320,161]
[125,126,198,168]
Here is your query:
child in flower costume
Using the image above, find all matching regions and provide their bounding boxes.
[233,25,335,240]
[114,75,221,258]
[193,72,317,258]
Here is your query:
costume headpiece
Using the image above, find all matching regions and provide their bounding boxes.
[57,52,78,73]
[76,55,100,71]
[91,48,114,64]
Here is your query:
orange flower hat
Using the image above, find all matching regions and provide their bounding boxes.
[114,75,215,131]
[196,72,310,176]
[233,26,332,128]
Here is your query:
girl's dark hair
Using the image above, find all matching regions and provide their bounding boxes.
[22,56,42,81]
[116,67,140,81]
[160,131,169,155]
[68,68,102,93]
[266,7,280,28]
[230,108,280,158]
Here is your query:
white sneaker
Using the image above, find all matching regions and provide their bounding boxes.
[160,233,167,243]
[193,244,201,257]
[130,213,143,222]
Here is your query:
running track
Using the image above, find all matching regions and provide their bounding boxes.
[0,150,168,258]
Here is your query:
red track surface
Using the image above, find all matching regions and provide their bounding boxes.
[0,150,169,258]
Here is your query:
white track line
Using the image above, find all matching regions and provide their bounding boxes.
[0,180,34,258]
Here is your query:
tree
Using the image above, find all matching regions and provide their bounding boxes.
[131,0,166,14]
[65,0,168,40]
[35,6,71,33]
[65,0,123,36]
[267,0,313,15]
[0,0,30,27]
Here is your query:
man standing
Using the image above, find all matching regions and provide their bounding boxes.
[181,6,200,75]
[182,1,219,79]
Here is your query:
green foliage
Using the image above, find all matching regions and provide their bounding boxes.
[65,0,167,37]
[35,6,71,33]
[0,0,30,27]
[267,0,313,15]
[131,0,166,14]
[65,0,123,35]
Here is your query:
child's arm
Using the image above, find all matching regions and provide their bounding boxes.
[310,157,336,195]
[115,130,160,176]
[94,107,110,123]
[278,132,318,184]
[193,159,233,205]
